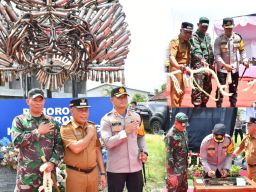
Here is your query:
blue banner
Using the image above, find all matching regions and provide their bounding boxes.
[0,97,112,140]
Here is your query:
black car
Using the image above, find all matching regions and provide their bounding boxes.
[135,102,170,134]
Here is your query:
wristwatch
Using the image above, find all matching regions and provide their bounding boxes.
[100,172,106,176]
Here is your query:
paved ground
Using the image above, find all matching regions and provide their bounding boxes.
[167,77,256,108]
[0,167,16,192]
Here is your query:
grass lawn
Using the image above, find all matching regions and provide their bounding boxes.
[144,134,166,191]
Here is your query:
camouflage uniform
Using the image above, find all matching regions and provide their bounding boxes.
[165,126,188,192]
[12,113,63,192]
[190,30,214,107]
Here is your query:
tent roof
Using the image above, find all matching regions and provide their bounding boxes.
[214,15,256,40]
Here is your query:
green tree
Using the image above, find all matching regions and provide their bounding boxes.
[131,93,147,102]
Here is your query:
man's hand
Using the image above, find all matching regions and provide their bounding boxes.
[139,152,148,163]
[125,121,139,134]
[243,61,249,68]
[168,175,178,187]
[45,162,55,173]
[221,169,229,177]
[86,125,95,139]
[38,122,54,135]
[224,64,233,72]
[100,175,107,189]
[207,170,215,178]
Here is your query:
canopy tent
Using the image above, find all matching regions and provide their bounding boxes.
[213,14,256,59]
[170,108,237,152]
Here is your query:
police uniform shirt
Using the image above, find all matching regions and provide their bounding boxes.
[214,32,248,73]
[200,134,233,172]
[101,108,147,173]
[169,35,190,72]
[238,135,256,165]
[60,119,100,169]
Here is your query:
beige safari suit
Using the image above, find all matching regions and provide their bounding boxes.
[169,36,190,107]
[238,135,256,181]
[61,119,101,192]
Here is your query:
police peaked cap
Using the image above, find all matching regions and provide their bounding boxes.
[111,86,129,97]
[69,98,91,108]
[223,17,234,28]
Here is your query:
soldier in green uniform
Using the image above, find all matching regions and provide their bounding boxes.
[11,88,64,192]
[190,17,214,107]
[165,112,189,192]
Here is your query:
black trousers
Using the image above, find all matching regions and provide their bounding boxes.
[215,71,239,107]
[234,129,243,143]
[107,170,143,192]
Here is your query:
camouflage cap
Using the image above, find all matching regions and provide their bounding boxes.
[111,86,129,97]
[175,112,188,123]
[199,17,209,26]
[69,98,91,108]
[181,22,193,31]
[28,88,45,99]
[223,17,234,28]
[213,123,226,135]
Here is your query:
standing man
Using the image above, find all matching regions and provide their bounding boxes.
[101,86,148,192]
[190,17,214,107]
[165,112,189,192]
[168,22,193,107]
[214,17,249,107]
[11,88,63,191]
[200,123,234,178]
[233,117,256,181]
[60,98,106,192]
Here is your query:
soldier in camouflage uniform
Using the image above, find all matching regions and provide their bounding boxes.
[11,88,63,192]
[190,17,214,107]
[165,112,189,192]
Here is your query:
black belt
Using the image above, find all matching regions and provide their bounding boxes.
[66,165,95,173]
[248,164,256,167]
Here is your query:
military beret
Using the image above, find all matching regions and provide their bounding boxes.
[111,86,129,97]
[223,17,234,28]
[28,88,45,99]
[175,112,188,123]
[249,117,256,124]
[213,123,226,135]
[199,17,209,26]
[181,22,193,31]
[69,98,91,108]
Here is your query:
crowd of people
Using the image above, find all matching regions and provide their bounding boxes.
[11,87,148,192]
[165,112,256,192]
[168,17,249,108]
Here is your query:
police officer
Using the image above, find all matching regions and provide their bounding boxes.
[190,17,214,107]
[101,86,148,192]
[200,123,234,178]
[168,22,193,107]
[11,88,64,191]
[214,17,249,107]
[233,117,256,181]
[165,112,189,192]
[60,98,106,192]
